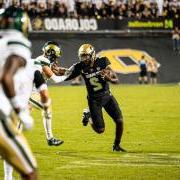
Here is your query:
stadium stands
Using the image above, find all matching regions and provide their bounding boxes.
[0,0,179,83]
[0,0,179,19]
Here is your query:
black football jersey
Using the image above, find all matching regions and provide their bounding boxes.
[66,57,111,97]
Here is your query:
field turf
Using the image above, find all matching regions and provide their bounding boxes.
[0,85,180,180]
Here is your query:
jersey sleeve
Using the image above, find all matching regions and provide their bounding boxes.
[33,56,51,73]
[65,62,82,81]
[100,57,111,69]
[34,56,51,67]
[33,70,46,89]
[104,57,111,68]
[7,36,31,61]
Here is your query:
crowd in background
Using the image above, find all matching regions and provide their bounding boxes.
[0,0,180,19]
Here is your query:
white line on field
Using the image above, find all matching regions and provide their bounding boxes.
[58,161,180,170]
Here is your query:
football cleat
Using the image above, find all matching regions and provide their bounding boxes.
[113,144,127,152]
[47,137,64,146]
[82,109,91,126]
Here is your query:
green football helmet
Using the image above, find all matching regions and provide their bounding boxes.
[0,6,30,36]
[42,41,62,63]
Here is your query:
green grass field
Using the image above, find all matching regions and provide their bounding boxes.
[0,85,180,180]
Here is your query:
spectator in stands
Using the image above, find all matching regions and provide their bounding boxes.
[113,3,128,19]
[172,27,180,52]
[37,1,48,17]
[46,1,54,17]
[105,0,116,19]
[51,1,67,17]
[96,2,108,19]
[138,55,148,84]
[150,2,158,18]
[77,2,90,18]
[28,2,38,18]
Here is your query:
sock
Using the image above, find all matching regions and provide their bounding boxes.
[4,161,13,180]
[83,108,90,113]
[114,139,120,146]
[42,110,53,140]
[89,117,93,125]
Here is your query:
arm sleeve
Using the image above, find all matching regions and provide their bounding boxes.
[49,74,68,83]
[65,63,82,81]
[104,57,111,67]
[101,57,111,69]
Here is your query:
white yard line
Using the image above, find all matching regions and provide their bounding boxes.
[58,161,180,169]
[58,153,180,169]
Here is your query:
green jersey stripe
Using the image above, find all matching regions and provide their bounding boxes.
[7,41,30,50]
[29,98,43,109]
[34,61,50,66]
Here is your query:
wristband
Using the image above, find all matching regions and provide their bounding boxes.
[10,96,20,109]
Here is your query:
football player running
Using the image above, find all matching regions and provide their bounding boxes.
[52,44,126,152]
[0,6,37,180]
[3,65,53,180]
[30,41,67,146]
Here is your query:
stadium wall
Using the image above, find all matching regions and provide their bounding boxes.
[30,32,180,83]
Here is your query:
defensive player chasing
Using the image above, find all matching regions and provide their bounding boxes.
[0,7,37,180]
[30,41,67,146]
[52,44,126,152]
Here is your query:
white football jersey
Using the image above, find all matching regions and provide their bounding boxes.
[33,55,52,83]
[0,30,34,116]
[34,55,51,73]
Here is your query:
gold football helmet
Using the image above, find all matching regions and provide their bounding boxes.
[78,44,96,65]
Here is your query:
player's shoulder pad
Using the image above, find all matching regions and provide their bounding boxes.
[76,61,83,67]
[6,32,31,61]
[97,56,109,61]
[96,56,111,67]
[35,55,50,66]
[7,33,31,50]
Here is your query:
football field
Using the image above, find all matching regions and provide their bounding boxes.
[0,84,180,180]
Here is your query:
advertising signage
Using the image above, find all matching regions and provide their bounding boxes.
[128,19,173,29]
[31,17,176,31]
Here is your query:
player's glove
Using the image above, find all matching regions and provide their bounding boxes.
[101,69,111,81]
[10,96,34,130]
[18,110,34,130]
[101,69,118,84]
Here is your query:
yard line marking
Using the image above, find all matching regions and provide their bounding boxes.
[58,161,180,170]
[58,153,180,169]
